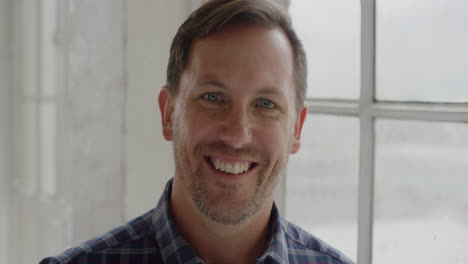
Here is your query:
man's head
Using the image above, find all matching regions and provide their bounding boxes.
[159,0,307,226]
[166,0,307,112]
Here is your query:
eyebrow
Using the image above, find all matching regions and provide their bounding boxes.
[198,80,227,89]
[257,87,282,96]
[198,80,283,96]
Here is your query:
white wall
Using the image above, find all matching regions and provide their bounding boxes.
[67,0,126,244]
[7,1,127,262]
[0,0,12,262]
[125,0,193,220]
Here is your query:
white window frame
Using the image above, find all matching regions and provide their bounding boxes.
[11,0,65,199]
[0,1,13,263]
[281,1,468,263]
[8,1,69,262]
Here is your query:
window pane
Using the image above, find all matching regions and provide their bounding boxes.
[290,0,360,99]
[376,0,468,102]
[286,114,359,261]
[374,119,468,263]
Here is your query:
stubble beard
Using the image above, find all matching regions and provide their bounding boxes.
[172,128,286,225]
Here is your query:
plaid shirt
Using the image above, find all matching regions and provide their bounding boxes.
[40,179,354,264]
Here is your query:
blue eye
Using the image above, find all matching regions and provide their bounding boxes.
[257,99,275,109]
[202,92,222,102]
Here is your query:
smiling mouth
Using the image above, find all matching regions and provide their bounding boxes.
[204,156,258,175]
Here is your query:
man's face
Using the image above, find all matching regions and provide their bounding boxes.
[159,24,307,225]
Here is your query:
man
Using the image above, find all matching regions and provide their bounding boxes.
[40,0,354,263]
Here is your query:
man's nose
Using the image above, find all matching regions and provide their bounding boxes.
[218,108,253,149]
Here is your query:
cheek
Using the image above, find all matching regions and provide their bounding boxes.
[255,119,292,156]
[178,105,217,145]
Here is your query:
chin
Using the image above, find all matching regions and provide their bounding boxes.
[191,181,266,225]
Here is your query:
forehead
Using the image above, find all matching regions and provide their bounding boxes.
[182,24,295,96]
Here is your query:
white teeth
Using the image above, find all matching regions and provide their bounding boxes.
[226,163,232,173]
[233,163,240,174]
[211,158,251,175]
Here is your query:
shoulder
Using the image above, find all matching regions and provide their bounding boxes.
[39,209,161,264]
[281,218,355,264]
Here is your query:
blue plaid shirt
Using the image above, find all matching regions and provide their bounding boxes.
[40,179,354,264]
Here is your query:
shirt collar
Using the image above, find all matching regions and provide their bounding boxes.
[152,179,204,264]
[152,179,289,264]
[257,204,289,264]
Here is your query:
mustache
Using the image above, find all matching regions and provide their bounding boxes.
[194,142,267,162]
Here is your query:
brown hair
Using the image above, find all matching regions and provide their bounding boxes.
[166,0,307,111]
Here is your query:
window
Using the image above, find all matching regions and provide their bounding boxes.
[289,0,360,99]
[10,1,67,263]
[376,0,468,102]
[285,1,468,263]
[374,120,468,263]
[14,0,61,196]
[287,115,359,259]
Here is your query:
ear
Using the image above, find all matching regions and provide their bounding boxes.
[290,106,307,154]
[158,86,175,141]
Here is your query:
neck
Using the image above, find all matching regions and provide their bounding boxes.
[170,179,273,264]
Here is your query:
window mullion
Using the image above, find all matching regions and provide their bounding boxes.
[370,102,468,122]
[358,0,376,263]
[306,99,468,122]
[306,99,360,116]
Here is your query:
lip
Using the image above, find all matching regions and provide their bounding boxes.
[207,154,259,164]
